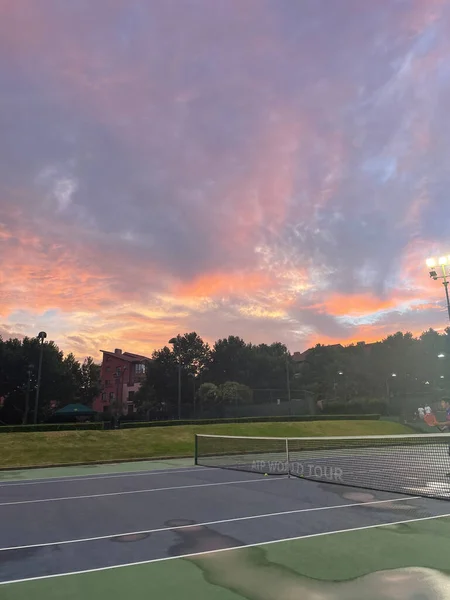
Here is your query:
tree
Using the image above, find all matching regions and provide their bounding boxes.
[0,336,82,424]
[218,382,253,405]
[169,332,211,376]
[80,357,101,406]
[206,336,251,385]
[134,382,158,420]
[197,383,219,408]
[62,353,83,404]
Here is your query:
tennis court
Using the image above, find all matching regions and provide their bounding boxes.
[2,434,450,599]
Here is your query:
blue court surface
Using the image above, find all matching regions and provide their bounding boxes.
[1,462,450,599]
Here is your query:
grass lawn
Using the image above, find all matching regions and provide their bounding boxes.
[0,419,413,469]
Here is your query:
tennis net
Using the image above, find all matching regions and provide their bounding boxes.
[194,433,450,500]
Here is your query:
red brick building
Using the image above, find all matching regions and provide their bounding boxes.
[93,349,151,415]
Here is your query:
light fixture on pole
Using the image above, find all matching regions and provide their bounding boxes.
[34,331,47,424]
[426,256,450,323]
[169,337,182,420]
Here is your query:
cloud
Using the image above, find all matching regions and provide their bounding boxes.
[0,1,450,359]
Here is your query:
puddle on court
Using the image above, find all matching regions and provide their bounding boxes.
[167,521,450,599]
[316,484,428,514]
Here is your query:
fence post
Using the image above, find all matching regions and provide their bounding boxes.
[194,434,198,465]
[285,437,290,478]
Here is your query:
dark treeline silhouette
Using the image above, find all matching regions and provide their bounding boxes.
[134,329,450,420]
[0,336,101,425]
[2,328,450,425]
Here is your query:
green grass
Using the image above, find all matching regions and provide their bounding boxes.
[0,419,413,469]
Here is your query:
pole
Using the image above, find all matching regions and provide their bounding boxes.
[285,438,290,478]
[178,360,182,420]
[443,280,450,324]
[116,373,120,423]
[34,340,44,424]
[193,377,196,418]
[23,368,31,425]
[194,434,198,465]
[285,355,291,415]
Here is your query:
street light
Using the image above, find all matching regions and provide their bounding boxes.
[285,354,292,405]
[23,364,33,425]
[438,354,445,358]
[426,255,450,323]
[169,337,182,420]
[34,331,47,424]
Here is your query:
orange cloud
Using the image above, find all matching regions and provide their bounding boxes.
[175,271,273,298]
[318,293,416,317]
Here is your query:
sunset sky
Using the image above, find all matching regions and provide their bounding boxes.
[1,0,450,361]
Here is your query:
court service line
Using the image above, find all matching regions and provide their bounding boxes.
[0,475,287,506]
[0,466,213,488]
[2,509,450,586]
[0,495,421,552]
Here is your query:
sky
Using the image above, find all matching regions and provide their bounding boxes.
[1,0,450,361]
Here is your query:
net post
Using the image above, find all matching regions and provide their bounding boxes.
[194,434,198,465]
[285,437,290,478]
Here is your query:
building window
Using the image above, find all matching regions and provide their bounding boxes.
[109,392,115,400]
[103,406,109,413]
[104,380,110,387]
[127,403,135,414]
[102,392,106,401]
[135,363,145,374]
[106,366,111,372]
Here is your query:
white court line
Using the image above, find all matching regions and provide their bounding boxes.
[0,495,421,552]
[0,475,286,507]
[0,466,212,487]
[2,509,450,586]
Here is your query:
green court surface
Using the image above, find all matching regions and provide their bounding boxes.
[3,517,450,599]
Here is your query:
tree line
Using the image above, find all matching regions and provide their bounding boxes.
[2,327,450,425]
[0,336,101,425]
[134,328,450,419]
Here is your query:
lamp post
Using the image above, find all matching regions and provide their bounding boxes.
[188,372,196,418]
[426,256,450,324]
[23,364,33,425]
[285,354,291,402]
[33,331,47,424]
[385,373,396,400]
[169,338,182,420]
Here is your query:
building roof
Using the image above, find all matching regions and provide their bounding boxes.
[292,343,344,362]
[100,350,151,363]
[292,350,312,362]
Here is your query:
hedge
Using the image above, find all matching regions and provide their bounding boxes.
[0,414,382,432]
[0,422,105,433]
[121,414,381,428]
[324,399,389,415]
